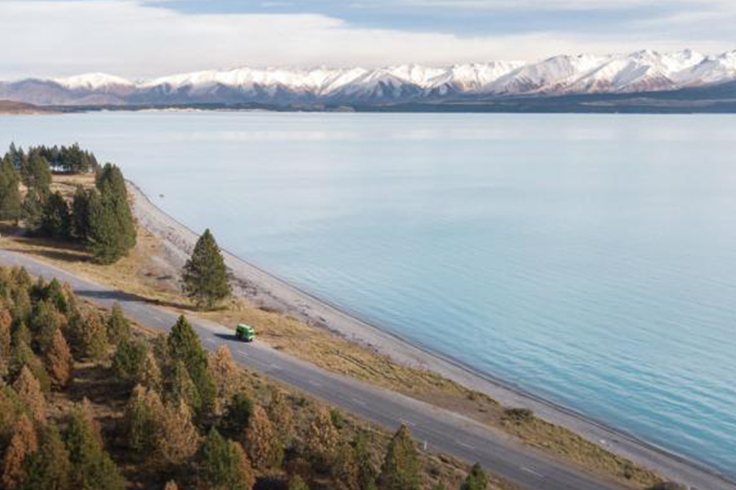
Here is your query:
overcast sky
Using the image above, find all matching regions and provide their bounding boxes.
[0,0,734,80]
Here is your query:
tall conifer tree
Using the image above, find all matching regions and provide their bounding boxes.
[378,425,420,490]
[182,229,231,310]
[0,157,22,223]
[41,192,71,239]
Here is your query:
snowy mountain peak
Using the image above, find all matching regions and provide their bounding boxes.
[54,73,134,91]
[4,49,735,106]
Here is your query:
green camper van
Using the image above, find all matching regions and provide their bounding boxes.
[235,323,256,342]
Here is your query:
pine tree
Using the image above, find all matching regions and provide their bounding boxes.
[70,186,92,240]
[45,328,73,388]
[95,163,128,199]
[21,190,44,233]
[167,316,205,364]
[42,278,69,314]
[305,408,339,472]
[1,415,38,490]
[267,388,294,448]
[0,385,27,445]
[155,399,200,468]
[111,338,147,384]
[13,365,46,424]
[182,229,231,310]
[29,299,64,354]
[460,463,488,490]
[377,425,420,490]
[63,406,125,490]
[0,157,22,223]
[86,189,132,264]
[353,433,377,490]
[20,151,51,194]
[244,405,282,469]
[209,345,242,414]
[167,316,216,416]
[124,385,199,468]
[163,360,202,415]
[139,348,163,391]
[10,339,51,393]
[68,311,108,361]
[94,163,136,254]
[0,307,12,365]
[333,440,360,490]
[125,385,162,455]
[41,192,71,239]
[106,303,130,345]
[20,422,72,490]
[198,429,255,490]
[223,391,254,435]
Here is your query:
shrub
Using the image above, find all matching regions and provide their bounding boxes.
[503,407,534,424]
[460,463,488,490]
[289,475,310,490]
[330,408,346,430]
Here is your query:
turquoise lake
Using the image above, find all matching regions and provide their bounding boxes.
[2,112,735,475]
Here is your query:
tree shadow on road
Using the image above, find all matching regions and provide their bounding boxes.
[75,288,193,311]
[2,238,89,263]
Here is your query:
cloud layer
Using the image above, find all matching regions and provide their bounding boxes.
[0,0,733,79]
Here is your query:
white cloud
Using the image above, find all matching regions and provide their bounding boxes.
[0,0,733,80]
[402,0,735,9]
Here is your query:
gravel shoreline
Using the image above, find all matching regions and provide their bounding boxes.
[129,180,734,490]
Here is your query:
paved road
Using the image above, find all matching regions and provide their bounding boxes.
[2,248,734,490]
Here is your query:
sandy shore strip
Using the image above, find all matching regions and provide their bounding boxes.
[129,180,734,490]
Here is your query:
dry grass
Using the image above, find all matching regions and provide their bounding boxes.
[502,415,662,488]
[0,175,666,489]
[51,173,96,194]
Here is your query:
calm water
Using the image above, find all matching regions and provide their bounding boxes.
[2,112,736,475]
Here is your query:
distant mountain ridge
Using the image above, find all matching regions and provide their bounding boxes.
[2,49,736,107]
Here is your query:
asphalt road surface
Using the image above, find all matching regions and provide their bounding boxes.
[2,248,733,490]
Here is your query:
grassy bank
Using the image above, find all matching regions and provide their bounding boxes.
[0,174,665,489]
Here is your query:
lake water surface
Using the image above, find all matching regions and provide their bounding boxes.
[2,112,735,475]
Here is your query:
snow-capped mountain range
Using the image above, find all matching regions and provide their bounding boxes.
[2,49,736,106]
